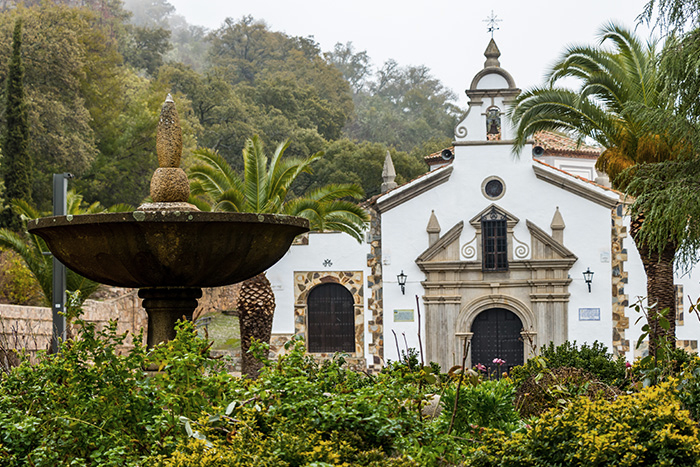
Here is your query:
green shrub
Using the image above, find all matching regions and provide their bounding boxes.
[438,379,520,436]
[0,318,234,466]
[166,338,475,466]
[676,356,700,421]
[510,340,627,388]
[471,381,700,466]
[514,366,620,418]
[0,249,43,306]
[632,346,695,385]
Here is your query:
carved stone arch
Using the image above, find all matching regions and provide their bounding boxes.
[468,67,517,91]
[458,294,534,332]
[456,294,537,366]
[293,271,364,357]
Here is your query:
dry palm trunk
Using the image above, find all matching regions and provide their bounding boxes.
[630,215,677,357]
[237,272,275,378]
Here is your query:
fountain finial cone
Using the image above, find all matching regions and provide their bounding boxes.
[156,93,182,168]
[146,95,192,208]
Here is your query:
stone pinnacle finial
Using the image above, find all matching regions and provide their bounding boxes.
[156,94,183,168]
[484,38,501,68]
[381,150,397,193]
[551,206,565,244]
[427,210,441,246]
[147,95,191,206]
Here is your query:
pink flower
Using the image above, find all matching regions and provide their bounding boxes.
[493,358,506,365]
[475,363,487,372]
[626,361,632,368]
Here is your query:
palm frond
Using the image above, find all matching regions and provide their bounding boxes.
[215,188,245,212]
[243,135,270,212]
[301,183,366,203]
[11,199,40,220]
[187,193,214,212]
[509,87,617,153]
[105,203,135,213]
[189,148,243,197]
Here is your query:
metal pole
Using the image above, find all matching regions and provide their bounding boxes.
[51,173,72,353]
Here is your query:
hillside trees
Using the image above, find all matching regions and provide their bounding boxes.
[294,139,428,199]
[208,16,353,138]
[0,3,202,209]
[327,42,462,152]
[1,19,31,231]
[0,6,101,208]
[0,4,456,212]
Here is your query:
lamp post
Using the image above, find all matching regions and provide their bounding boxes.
[51,173,72,353]
[397,270,407,295]
[582,267,594,293]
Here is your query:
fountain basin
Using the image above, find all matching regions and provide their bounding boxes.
[28,210,309,288]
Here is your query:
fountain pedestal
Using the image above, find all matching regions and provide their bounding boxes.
[138,287,203,347]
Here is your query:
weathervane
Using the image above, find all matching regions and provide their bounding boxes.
[483,10,502,38]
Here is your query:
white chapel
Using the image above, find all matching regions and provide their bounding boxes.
[264,40,700,372]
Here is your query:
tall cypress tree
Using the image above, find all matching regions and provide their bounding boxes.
[1,18,32,230]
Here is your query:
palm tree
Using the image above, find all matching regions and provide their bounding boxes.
[0,191,132,309]
[508,23,677,355]
[188,136,369,377]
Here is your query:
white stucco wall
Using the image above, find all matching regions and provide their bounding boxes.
[379,142,618,363]
[265,231,370,341]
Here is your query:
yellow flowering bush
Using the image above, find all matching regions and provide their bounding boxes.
[471,381,700,466]
[164,417,418,467]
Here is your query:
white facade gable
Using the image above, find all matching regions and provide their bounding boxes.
[265,40,700,371]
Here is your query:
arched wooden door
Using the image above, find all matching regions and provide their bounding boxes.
[307,283,355,353]
[470,308,523,373]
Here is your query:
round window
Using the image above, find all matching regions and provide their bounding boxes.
[484,179,504,198]
[481,176,506,200]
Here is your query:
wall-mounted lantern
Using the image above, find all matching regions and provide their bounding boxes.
[583,267,594,293]
[397,270,407,295]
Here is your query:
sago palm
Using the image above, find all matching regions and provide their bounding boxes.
[508,22,676,354]
[188,136,369,377]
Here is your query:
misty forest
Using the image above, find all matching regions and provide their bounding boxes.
[0,0,462,213]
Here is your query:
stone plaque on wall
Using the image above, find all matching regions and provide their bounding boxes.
[394,309,414,322]
[578,308,601,321]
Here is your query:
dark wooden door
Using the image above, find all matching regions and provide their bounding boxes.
[470,308,523,374]
[307,283,355,353]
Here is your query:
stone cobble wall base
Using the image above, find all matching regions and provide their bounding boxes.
[611,205,630,356]
[366,205,384,371]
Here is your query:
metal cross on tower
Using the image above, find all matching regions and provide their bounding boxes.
[483,10,502,38]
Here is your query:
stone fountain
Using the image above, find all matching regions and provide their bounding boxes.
[28,96,309,347]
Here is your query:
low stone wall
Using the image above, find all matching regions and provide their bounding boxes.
[0,285,372,372]
[0,284,242,355]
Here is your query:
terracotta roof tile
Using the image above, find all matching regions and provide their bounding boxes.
[424,146,455,164]
[533,131,603,158]
[533,158,621,195]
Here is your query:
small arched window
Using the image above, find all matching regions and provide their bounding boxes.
[307,283,355,353]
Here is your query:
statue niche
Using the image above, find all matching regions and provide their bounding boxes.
[486,107,501,141]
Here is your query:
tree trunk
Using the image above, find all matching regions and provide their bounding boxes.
[630,216,677,357]
[237,272,275,378]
